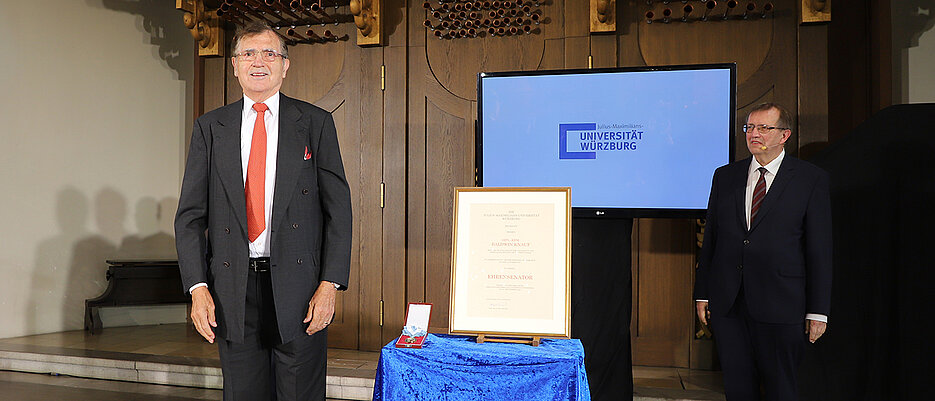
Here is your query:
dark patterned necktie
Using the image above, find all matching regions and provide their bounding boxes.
[750,167,767,224]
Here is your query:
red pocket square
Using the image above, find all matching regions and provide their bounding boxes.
[304,146,312,161]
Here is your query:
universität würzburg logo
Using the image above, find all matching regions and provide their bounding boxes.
[558,123,644,160]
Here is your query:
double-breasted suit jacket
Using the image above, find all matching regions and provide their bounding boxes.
[175,94,352,344]
[694,156,832,324]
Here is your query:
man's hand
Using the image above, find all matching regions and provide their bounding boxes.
[696,301,710,326]
[806,319,827,343]
[190,286,217,343]
[303,282,337,335]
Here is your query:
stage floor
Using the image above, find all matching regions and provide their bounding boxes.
[0,323,376,400]
[0,323,723,400]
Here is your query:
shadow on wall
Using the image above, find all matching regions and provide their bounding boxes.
[119,196,177,259]
[893,1,935,49]
[90,0,195,139]
[892,1,935,102]
[28,188,178,334]
[88,0,193,79]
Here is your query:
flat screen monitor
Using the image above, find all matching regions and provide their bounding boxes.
[477,63,736,218]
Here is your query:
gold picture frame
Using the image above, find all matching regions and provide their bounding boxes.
[449,187,572,339]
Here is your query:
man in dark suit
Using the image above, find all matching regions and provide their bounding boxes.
[175,22,351,401]
[694,103,831,401]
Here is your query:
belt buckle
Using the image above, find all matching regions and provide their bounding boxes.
[249,259,268,272]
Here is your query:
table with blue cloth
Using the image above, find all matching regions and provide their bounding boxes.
[372,333,591,401]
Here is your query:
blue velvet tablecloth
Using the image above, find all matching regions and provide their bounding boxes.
[372,334,591,401]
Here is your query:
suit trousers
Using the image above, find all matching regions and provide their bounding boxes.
[217,269,327,401]
[711,288,805,401]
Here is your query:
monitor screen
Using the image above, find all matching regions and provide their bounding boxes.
[477,64,736,218]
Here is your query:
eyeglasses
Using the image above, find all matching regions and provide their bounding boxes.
[234,49,287,62]
[742,124,789,134]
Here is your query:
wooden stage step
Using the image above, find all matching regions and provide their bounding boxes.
[0,323,725,400]
[0,324,375,400]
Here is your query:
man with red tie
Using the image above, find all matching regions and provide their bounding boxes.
[694,103,832,401]
[175,22,351,400]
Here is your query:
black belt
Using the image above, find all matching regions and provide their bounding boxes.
[249,257,271,272]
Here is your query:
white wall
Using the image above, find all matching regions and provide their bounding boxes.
[906,28,935,103]
[0,0,193,338]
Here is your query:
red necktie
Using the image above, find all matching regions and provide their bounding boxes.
[750,167,767,224]
[246,103,268,242]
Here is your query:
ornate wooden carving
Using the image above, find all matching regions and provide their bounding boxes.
[801,0,831,24]
[351,0,383,46]
[643,1,775,24]
[181,1,366,49]
[422,1,547,40]
[213,1,353,46]
[590,0,615,33]
[177,0,224,57]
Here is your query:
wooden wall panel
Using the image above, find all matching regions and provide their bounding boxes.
[356,46,385,351]
[564,0,589,69]
[382,45,407,345]
[281,40,345,104]
[631,218,695,367]
[333,36,366,351]
[422,94,472,332]
[565,36,590,69]
[617,4,644,67]
[380,0,409,349]
[539,0,567,70]
[591,34,617,68]
[203,57,226,114]
[565,0,589,37]
[637,18,773,83]
[427,37,548,100]
[406,46,428,312]
[540,38,567,70]
[327,99,361,350]
[225,55,240,105]
[278,25,369,350]
[411,1,563,332]
[798,23,830,160]
[195,0,833,368]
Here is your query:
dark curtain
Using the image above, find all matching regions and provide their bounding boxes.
[571,217,633,401]
[801,103,935,400]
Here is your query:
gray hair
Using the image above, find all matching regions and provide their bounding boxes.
[231,22,288,58]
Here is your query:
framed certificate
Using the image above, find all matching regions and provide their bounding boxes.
[449,187,572,338]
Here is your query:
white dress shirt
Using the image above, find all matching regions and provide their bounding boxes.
[699,150,827,323]
[189,93,280,294]
[190,93,338,294]
[745,150,785,230]
[241,92,280,258]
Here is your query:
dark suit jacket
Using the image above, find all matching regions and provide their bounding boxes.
[694,156,832,324]
[175,94,352,344]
